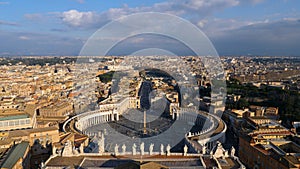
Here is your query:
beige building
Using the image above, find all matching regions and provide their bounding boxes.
[0,126,59,146]
[129,97,140,109]
[38,101,73,117]
[239,134,299,169]
[0,109,37,131]
[249,105,265,116]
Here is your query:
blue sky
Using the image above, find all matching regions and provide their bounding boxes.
[0,0,300,56]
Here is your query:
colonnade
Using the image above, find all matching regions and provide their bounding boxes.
[174,108,216,128]
[181,108,227,152]
[76,110,119,131]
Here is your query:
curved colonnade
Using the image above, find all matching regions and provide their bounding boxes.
[63,99,226,152]
[184,112,227,152]
[63,97,135,133]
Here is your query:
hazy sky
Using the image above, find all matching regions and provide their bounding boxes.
[0,0,300,56]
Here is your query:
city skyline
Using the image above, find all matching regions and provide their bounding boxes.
[1,55,300,168]
[1,1,300,168]
[0,0,300,56]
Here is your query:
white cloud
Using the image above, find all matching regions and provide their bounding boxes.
[194,17,275,38]
[180,0,239,11]
[197,19,207,28]
[195,18,247,36]
[62,10,98,27]
[19,36,30,40]
[12,0,296,56]
[210,18,300,55]
[60,0,243,28]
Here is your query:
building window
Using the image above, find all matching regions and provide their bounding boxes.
[20,120,25,125]
[9,121,14,126]
[15,121,19,126]
[3,122,8,127]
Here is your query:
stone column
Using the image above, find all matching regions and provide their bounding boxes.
[111,113,114,121]
[116,112,119,121]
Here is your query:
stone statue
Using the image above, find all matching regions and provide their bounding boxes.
[62,140,73,157]
[132,143,137,155]
[202,145,207,154]
[73,147,79,155]
[224,150,229,157]
[230,146,236,157]
[160,144,164,155]
[122,144,126,154]
[98,132,105,154]
[183,145,188,156]
[214,142,225,158]
[52,146,56,155]
[41,162,45,169]
[149,143,154,155]
[79,144,84,154]
[114,144,119,155]
[166,144,171,156]
[210,149,213,158]
[140,142,145,155]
